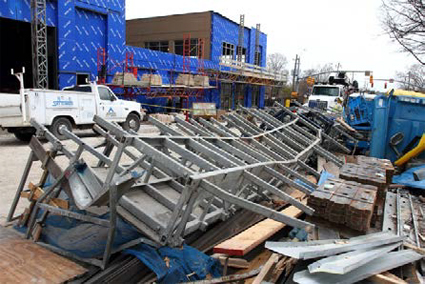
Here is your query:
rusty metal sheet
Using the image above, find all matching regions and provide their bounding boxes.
[0,226,87,283]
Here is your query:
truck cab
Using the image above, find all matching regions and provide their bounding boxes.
[62,84,138,123]
[306,84,345,111]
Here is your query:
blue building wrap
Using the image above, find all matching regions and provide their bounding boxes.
[0,2,268,109]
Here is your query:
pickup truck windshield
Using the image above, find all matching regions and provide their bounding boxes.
[312,87,340,97]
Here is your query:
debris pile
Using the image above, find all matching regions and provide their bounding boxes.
[4,102,425,283]
[266,232,422,284]
[7,106,349,271]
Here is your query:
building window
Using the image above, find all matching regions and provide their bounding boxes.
[222,42,235,60]
[174,39,199,56]
[76,73,89,85]
[236,46,247,62]
[145,41,169,52]
[175,40,183,55]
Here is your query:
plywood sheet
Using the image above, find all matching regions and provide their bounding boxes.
[0,226,87,283]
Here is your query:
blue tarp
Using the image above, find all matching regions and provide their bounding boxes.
[295,178,316,192]
[125,244,221,283]
[15,212,141,258]
[393,165,425,190]
[318,170,336,186]
[16,214,221,282]
[15,175,222,282]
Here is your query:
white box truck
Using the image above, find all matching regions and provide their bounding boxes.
[0,69,142,141]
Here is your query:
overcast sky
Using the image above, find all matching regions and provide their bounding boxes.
[126,0,417,90]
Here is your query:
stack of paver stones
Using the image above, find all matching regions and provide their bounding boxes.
[308,156,394,232]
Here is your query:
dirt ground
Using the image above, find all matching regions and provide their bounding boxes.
[0,125,159,225]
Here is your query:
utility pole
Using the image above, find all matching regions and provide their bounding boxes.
[292,54,300,91]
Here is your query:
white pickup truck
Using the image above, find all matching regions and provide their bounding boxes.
[0,70,142,141]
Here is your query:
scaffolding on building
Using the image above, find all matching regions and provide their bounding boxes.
[95,27,288,112]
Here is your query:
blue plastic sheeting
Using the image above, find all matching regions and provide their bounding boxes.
[295,178,316,192]
[125,244,222,283]
[15,212,141,259]
[318,171,336,186]
[288,228,308,241]
[393,165,425,190]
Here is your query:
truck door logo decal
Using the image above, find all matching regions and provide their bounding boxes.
[52,97,74,107]
[107,107,117,117]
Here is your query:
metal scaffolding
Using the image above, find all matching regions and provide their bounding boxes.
[237,14,245,63]
[31,0,48,89]
[7,108,347,269]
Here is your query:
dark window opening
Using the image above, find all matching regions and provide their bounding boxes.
[76,73,89,85]
[0,18,58,93]
[175,40,183,55]
[145,41,169,52]
[236,46,247,62]
[174,39,199,56]
[222,42,235,60]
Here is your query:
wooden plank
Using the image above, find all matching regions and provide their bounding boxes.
[404,242,425,255]
[210,254,249,269]
[0,226,87,283]
[317,156,326,173]
[252,253,280,284]
[213,199,306,256]
[369,272,408,284]
[21,182,69,209]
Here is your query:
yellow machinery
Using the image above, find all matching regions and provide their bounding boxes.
[395,134,425,166]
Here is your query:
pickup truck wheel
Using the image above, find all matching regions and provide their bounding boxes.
[123,113,140,132]
[50,117,72,140]
[14,131,34,142]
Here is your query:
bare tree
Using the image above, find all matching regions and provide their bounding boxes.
[301,63,340,83]
[396,64,425,91]
[267,53,288,75]
[381,0,425,65]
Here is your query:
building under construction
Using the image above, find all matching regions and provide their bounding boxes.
[0,1,286,111]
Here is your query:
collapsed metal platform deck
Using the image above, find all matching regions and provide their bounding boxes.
[8,107,347,268]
